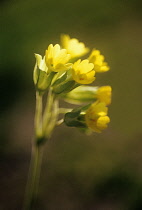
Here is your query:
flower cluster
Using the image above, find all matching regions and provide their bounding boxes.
[33,34,111,134]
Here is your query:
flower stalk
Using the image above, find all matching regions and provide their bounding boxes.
[23,144,43,210]
[23,90,57,210]
[35,92,43,140]
[23,92,44,210]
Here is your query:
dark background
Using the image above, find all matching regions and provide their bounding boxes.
[0,0,142,209]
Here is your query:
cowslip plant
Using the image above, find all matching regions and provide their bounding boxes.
[23,34,112,210]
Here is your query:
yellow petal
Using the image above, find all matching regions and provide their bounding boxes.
[61,34,89,58]
[97,86,112,105]
[96,116,110,130]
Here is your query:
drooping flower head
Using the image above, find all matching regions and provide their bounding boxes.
[88,49,110,73]
[61,34,89,59]
[85,102,110,132]
[62,85,112,105]
[45,44,72,72]
[72,59,95,84]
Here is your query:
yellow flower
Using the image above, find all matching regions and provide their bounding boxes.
[97,86,112,105]
[61,34,89,58]
[45,44,72,72]
[72,59,95,84]
[85,102,110,132]
[88,49,110,73]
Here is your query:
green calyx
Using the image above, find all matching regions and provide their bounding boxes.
[64,104,90,128]
[52,70,79,94]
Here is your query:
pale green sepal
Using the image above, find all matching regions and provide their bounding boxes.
[36,71,56,92]
[33,54,42,85]
[35,54,42,68]
[52,71,67,87]
[62,86,98,104]
[33,62,39,85]
[33,54,49,86]
[35,54,48,73]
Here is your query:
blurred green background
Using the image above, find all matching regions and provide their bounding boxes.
[1,0,142,209]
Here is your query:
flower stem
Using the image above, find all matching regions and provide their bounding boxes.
[23,144,43,210]
[23,90,59,210]
[42,89,54,134]
[35,91,43,138]
[23,92,43,210]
